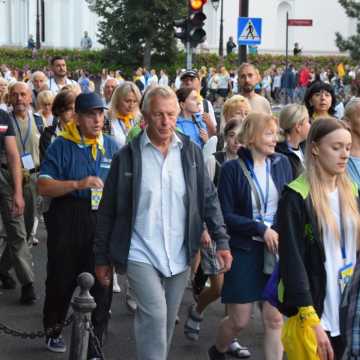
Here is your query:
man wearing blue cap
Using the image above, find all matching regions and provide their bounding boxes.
[37,92,120,357]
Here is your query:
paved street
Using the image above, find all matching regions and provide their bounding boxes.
[0,223,265,360]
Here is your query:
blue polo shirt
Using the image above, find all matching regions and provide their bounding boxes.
[39,135,120,199]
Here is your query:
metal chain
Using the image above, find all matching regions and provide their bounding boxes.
[86,320,106,360]
[0,314,74,339]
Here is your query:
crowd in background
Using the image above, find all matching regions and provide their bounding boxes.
[1,56,360,360]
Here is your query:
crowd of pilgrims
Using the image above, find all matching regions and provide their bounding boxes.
[1,57,360,360]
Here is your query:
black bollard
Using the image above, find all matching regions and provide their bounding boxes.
[69,272,97,360]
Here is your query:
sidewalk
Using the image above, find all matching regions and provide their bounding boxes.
[0,225,265,359]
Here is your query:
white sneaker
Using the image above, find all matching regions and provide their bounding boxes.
[112,273,121,293]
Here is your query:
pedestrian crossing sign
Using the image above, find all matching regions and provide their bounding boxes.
[238,17,262,45]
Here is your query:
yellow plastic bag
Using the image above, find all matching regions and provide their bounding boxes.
[282,306,320,360]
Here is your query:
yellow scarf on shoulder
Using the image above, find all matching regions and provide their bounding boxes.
[117,112,134,130]
[59,120,105,160]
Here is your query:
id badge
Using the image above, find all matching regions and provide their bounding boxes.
[338,262,353,294]
[21,152,35,170]
[91,188,103,210]
[100,157,111,169]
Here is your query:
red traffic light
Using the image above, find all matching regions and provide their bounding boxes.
[189,0,207,11]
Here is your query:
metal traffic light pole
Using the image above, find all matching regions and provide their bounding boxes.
[186,5,193,70]
[238,0,249,64]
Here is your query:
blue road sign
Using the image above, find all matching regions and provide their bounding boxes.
[238,17,262,45]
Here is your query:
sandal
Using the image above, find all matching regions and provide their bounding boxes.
[184,304,203,341]
[227,339,251,359]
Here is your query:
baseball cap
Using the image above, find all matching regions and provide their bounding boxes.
[180,70,199,81]
[75,92,107,113]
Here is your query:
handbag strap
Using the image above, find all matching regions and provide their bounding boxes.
[238,158,262,217]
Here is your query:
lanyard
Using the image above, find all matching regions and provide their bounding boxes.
[339,195,347,264]
[246,158,270,219]
[12,111,32,154]
[114,118,134,136]
[118,119,126,134]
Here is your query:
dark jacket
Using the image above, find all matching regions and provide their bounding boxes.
[217,147,293,250]
[281,68,296,90]
[39,117,59,162]
[213,151,227,187]
[278,175,358,318]
[94,131,230,273]
[275,140,305,179]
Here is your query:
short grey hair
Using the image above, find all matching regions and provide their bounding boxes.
[9,81,31,95]
[104,77,118,87]
[31,70,48,81]
[141,85,179,114]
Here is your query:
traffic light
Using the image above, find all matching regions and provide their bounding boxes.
[174,18,188,44]
[174,0,207,47]
[188,0,207,47]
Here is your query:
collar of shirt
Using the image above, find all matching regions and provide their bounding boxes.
[141,129,183,151]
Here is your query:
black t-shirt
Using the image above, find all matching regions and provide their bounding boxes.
[0,109,15,155]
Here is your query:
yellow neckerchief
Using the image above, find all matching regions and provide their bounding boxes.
[312,112,329,121]
[59,120,105,160]
[117,112,134,130]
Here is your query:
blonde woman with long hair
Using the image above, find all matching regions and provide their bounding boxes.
[278,118,360,360]
[106,81,141,147]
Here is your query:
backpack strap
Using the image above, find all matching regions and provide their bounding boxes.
[33,114,44,134]
[202,99,209,113]
[238,158,262,216]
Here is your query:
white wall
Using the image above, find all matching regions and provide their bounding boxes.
[0,0,102,48]
[0,0,355,54]
[203,0,355,55]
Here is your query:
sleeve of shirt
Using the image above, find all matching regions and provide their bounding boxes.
[39,139,65,180]
[0,110,15,136]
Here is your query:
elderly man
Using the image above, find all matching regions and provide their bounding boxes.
[48,56,76,95]
[238,63,272,114]
[38,92,119,355]
[0,82,44,304]
[102,77,118,106]
[94,85,232,360]
[31,70,48,109]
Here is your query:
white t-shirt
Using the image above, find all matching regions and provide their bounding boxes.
[251,162,279,241]
[290,146,304,165]
[321,189,357,336]
[48,78,76,95]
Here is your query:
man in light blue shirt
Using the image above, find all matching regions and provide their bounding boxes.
[95,86,232,360]
[128,130,188,277]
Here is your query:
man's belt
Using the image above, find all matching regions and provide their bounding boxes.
[1,164,40,174]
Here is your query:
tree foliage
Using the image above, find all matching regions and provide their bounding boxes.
[92,0,187,69]
[336,0,360,60]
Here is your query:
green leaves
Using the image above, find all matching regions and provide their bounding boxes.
[336,0,360,60]
[92,0,187,67]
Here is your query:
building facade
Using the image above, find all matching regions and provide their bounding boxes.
[0,0,100,49]
[0,0,356,55]
[205,0,356,55]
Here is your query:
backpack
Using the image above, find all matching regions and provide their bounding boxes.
[33,113,45,134]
